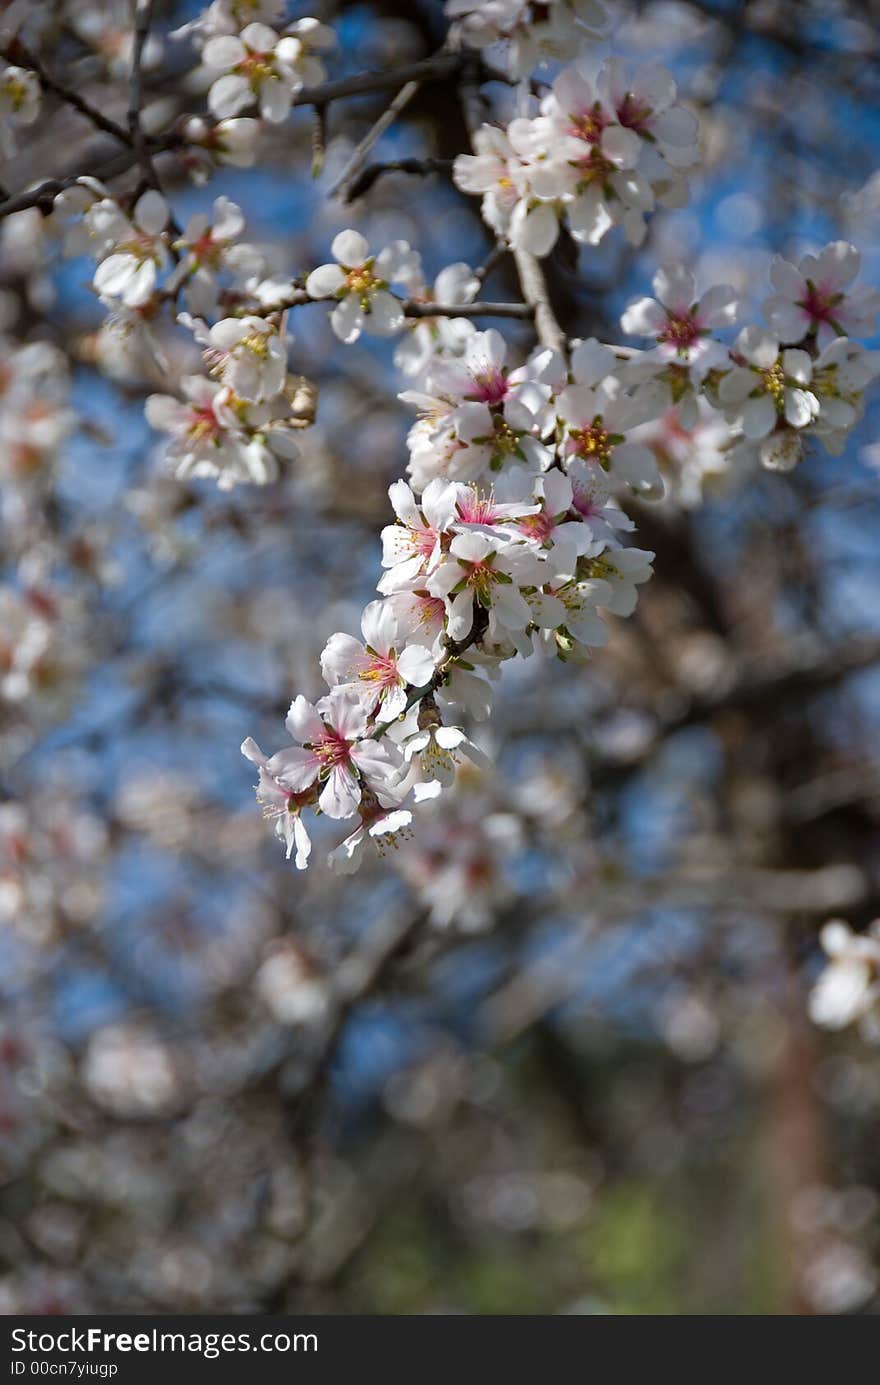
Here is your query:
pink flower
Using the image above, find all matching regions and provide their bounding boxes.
[763,241,880,348]
[621,264,739,374]
[267,688,399,819]
[240,737,314,868]
[321,601,436,719]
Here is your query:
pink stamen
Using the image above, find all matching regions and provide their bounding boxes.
[468,365,508,405]
[800,284,840,325]
[358,653,401,691]
[517,511,555,541]
[188,405,220,441]
[567,104,609,145]
[658,312,701,350]
[410,525,439,558]
[617,93,653,134]
[315,729,353,765]
[457,490,499,525]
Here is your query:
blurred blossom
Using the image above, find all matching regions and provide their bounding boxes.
[83,1026,181,1117]
[255,945,329,1026]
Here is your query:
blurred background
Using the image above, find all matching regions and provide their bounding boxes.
[2,0,880,1315]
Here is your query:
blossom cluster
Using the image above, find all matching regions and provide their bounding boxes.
[48,176,317,488]
[173,5,335,123]
[445,0,610,78]
[6,0,878,882]
[810,920,880,1042]
[453,58,699,253]
[242,318,656,873]
[620,245,880,472]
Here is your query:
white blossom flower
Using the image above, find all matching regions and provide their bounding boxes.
[381,586,448,654]
[92,190,169,308]
[809,920,880,1035]
[401,329,559,483]
[763,241,880,349]
[169,196,263,315]
[446,0,610,79]
[145,375,300,488]
[306,229,416,343]
[145,374,228,470]
[401,719,492,799]
[183,312,288,402]
[426,530,551,643]
[240,736,314,867]
[203,21,308,122]
[180,115,262,170]
[502,468,600,574]
[565,456,636,542]
[280,16,336,86]
[0,65,40,155]
[596,59,699,170]
[328,794,413,874]
[718,326,819,441]
[320,599,436,719]
[453,125,523,242]
[809,337,880,452]
[257,688,401,821]
[378,478,460,592]
[557,341,662,493]
[627,401,738,508]
[621,264,739,375]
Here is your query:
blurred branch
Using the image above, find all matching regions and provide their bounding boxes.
[591,634,880,788]
[329,75,424,199]
[127,0,159,193]
[0,37,132,146]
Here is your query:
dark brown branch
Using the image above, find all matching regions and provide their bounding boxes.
[342,156,454,202]
[127,0,159,190]
[292,52,463,111]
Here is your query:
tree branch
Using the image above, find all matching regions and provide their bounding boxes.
[1,38,131,146]
[127,0,159,191]
[329,76,424,200]
[341,156,454,202]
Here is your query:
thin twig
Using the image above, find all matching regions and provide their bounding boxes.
[403,299,533,320]
[475,242,509,285]
[343,156,453,202]
[0,53,464,215]
[293,52,462,112]
[256,287,534,322]
[330,76,423,199]
[127,0,158,190]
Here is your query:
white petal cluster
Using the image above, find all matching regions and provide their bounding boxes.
[618,244,880,475]
[201,18,334,123]
[453,59,699,255]
[245,322,657,872]
[810,921,880,1041]
[445,0,610,78]
[90,190,170,309]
